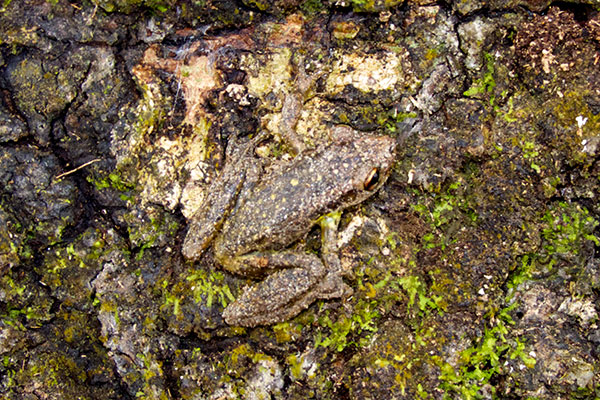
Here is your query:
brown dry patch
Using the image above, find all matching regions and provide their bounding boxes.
[266,13,306,46]
[131,14,311,127]
[515,7,596,76]
[132,33,255,125]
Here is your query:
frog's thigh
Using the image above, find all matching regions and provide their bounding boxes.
[222,250,323,277]
[223,251,333,327]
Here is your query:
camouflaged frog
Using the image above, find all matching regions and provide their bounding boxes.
[182,126,396,327]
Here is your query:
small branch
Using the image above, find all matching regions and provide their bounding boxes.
[54,158,101,181]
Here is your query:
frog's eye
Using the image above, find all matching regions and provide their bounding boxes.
[364,168,380,191]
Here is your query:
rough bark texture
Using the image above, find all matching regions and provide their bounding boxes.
[1,1,599,399]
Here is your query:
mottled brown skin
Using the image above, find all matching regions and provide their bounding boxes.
[183,126,396,327]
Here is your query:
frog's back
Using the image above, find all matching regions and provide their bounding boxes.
[217,132,396,257]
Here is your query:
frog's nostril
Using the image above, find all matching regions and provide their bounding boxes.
[364,167,380,191]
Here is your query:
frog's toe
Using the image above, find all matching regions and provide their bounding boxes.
[317,272,353,300]
[182,222,215,260]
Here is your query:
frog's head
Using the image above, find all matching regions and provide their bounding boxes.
[331,126,397,205]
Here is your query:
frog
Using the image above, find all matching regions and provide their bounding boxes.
[182,125,396,327]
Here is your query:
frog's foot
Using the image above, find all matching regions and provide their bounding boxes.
[222,251,349,327]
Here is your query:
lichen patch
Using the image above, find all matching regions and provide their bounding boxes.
[325,49,414,95]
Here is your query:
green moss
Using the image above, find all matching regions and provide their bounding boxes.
[437,304,535,399]
[509,90,599,167]
[216,343,277,393]
[464,52,496,100]
[96,0,170,13]
[541,202,599,262]
[158,268,234,318]
[518,139,541,173]
[501,96,517,122]
[394,275,445,317]
[90,172,134,191]
[2,304,46,329]
[143,0,169,12]
[385,109,418,134]
[0,270,53,329]
[434,224,556,399]
[349,0,402,12]
[133,353,170,400]
[312,266,388,352]
[0,0,13,13]
[553,91,600,136]
[300,0,323,14]
[7,350,94,398]
[242,0,268,11]
[272,321,303,343]
[286,353,304,380]
[124,209,179,258]
[314,298,380,352]
[505,255,534,299]
[229,343,271,365]
[35,228,111,311]
[161,287,181,316]
[312,266,443,352]
[8,54,86,123]
[410,181,478,250]
[2,274,25,297]
[185,268,234,308]
[87,171,135,203]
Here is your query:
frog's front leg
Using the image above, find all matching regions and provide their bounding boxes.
[182,165,247,260]
[183,154,262,260]
[183,133,267,260]
[222,213,351,327]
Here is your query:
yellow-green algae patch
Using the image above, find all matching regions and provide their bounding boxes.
[243,48,294,100]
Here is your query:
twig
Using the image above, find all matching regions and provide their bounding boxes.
[54,158,101,181]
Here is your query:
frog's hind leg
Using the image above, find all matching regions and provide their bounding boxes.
[222,251,349,327]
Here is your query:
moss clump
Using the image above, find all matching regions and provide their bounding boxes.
[464,52,496,100]
[313,265,445,354]
[541,202,599,262]
[195,343,283,398]
[95,0,169,13]
[134,353,171,400]
[87,172,135,201]
[16,352,86,390]
[348,0,402,12]
[156,265,235,336]
[314,298,380,352]
[549,91,600,165]
[1,270,53,330]
[184,269,234,309]
[300,0,323,15]
[410,181,478,250]
[159,268,234,315]
[395,275,446,317]
[437,306,536,399]
[272,320,304,343]
[3,323,119,400]
[434,245,542,399]
[37,227,114,309]
[0,208,22,271]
